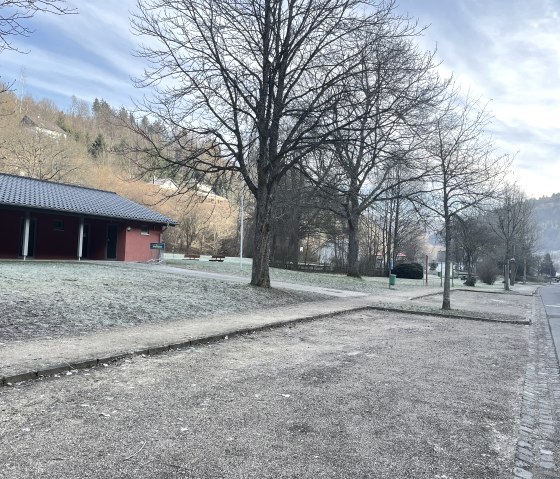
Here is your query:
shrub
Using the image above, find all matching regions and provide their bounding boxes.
[393,262,423,279]
[463,276,477,287]
[478,260,500,285]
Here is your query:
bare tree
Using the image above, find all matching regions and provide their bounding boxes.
[418,93,509,310]
[269,169,322,266]
[129,0,403,287]
[0,1,75,96]
[490,184,534,290]
[304,21,446,277]
[1,129,77,181]
[453,214,496,284]
[0,0,75,53]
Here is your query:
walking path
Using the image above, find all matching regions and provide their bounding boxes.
[513,289,560,479]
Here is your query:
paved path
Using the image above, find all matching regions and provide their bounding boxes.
[0,295,378,382]
[120,262,371,298]
[513,288,560,479]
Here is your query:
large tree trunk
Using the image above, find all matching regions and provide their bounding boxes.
[251,185,274,287]
[504,241,510,291]
[442,218,452,310]
[392,195,400,264]
[346,189,361,278]
[347,215,360,277]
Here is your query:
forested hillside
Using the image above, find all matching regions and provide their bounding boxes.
[0,88,240,254]
[532,193,560,252]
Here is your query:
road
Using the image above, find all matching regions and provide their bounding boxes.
[539,284,560,361]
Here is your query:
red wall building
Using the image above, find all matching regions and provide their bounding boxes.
[0,174,175,262]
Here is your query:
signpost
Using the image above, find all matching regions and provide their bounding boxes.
[150,242,165,263]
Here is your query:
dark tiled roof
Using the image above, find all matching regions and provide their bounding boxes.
[0,174,176,225]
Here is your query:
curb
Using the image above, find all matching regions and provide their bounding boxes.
[0,303,530,388]
[409,288,536,300]
[452,288,537,297]
[367,305,531,325]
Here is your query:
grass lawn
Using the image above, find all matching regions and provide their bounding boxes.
[164,255,427,293]
[0,261,329,343]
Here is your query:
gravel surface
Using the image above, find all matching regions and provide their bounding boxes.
[0,262,328,343]
[0,310,528,478]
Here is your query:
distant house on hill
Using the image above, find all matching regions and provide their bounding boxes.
[0,174,176,262]
[152,178,178,191]
[153,177,229,205]
[20,115,68,140]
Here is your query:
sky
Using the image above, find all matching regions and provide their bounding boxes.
[1,0,559,198]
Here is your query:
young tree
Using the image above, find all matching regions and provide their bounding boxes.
[490,184,534,290]
[540,253,556,279]
[418,93,509,309]
[453,214,496,284]
[129,0,404,287]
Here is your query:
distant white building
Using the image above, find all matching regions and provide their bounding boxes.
[20,115,67,140]
[152,178,229,205]
[152,178,178,191]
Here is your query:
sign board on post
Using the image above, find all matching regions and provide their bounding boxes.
[150,242,165,250]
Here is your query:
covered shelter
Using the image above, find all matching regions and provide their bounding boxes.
[0,173,176,262]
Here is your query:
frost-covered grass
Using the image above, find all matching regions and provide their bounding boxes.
[165,255,426,293]
[0,261,329,342]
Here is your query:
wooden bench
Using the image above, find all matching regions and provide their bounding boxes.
[209,255,226,262]
[183,253,200,260]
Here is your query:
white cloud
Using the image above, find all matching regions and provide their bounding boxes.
[397,0,560,198]
[2,0,558,197]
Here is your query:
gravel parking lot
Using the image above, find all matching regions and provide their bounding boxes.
[0,309,528,478]
[0,262,327,342]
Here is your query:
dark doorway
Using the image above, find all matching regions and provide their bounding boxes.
[19,218,37,258]
[82,224,90,258]
[106,224,118,260]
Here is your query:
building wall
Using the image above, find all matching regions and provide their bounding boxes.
[0,208,166,262]
[123,223,163,262]
[0,209,24,258]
